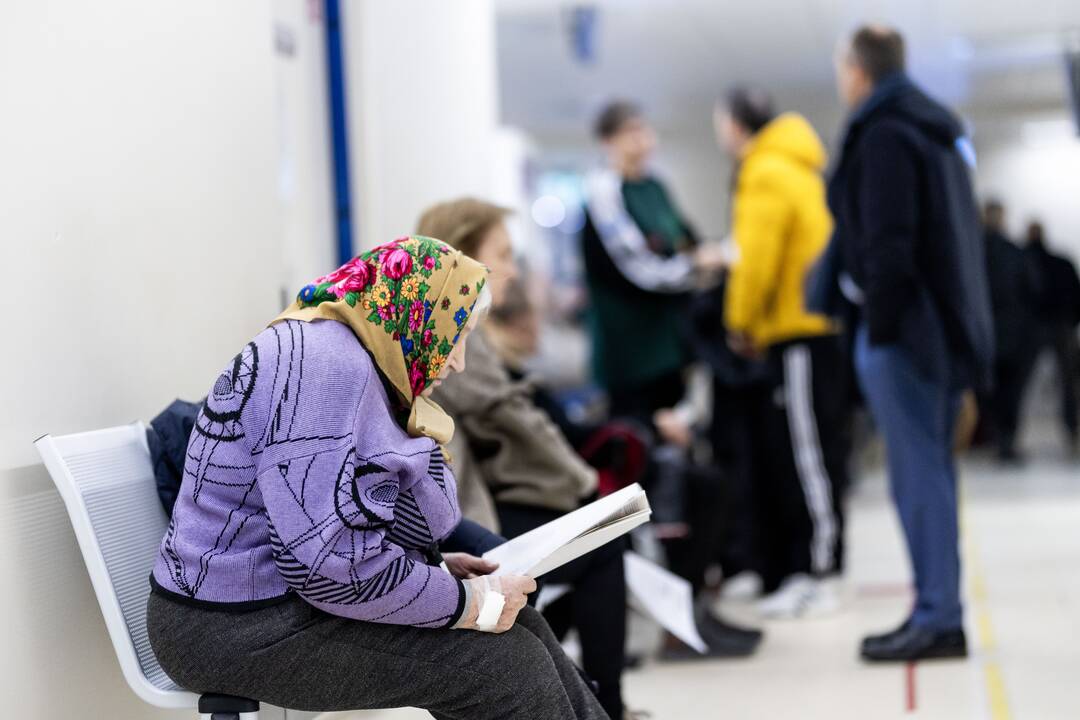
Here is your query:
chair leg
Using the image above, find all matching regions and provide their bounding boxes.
[198,704,319,719]
[198,692,260,720]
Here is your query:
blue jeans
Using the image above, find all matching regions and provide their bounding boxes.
[854,325,963,631]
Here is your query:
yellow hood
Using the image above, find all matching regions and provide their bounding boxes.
[743,113,827,171]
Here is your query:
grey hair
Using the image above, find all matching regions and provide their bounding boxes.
[467,284,493,328]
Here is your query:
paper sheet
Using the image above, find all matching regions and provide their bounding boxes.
[624,551,708,654]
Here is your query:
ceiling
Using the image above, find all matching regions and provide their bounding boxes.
[495,0,1080,137]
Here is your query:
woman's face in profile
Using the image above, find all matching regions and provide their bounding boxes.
[421,314,475,397]
[474,223,518,306]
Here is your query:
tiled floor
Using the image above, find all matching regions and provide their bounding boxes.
[324,444,1080,720]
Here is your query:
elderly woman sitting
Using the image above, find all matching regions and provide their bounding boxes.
[146,237,608,720]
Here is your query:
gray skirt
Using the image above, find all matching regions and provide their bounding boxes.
[146,591,608,720]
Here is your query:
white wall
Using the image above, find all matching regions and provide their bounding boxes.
[0,1,283,470]
[0,1,326,717]
[0,464,192,719]
[343,0,500,249]
[653,132,732,241]
[273,0,338,304]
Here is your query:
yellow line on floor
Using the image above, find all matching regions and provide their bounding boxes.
[975,606,996,652]
[960,482,1011,720]
[984,661,1012,720]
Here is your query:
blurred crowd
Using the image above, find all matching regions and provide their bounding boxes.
[418,22,1079,717]
[980,201,1080,461]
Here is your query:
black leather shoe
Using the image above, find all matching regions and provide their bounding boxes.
[657,626,761,661]
[860,618,912,654]
[860,624,967,662]
[657,600,763,661]
[697,610,764,647]
[691,611,763,659]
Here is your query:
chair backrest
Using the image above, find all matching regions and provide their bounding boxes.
[35,423,198,709]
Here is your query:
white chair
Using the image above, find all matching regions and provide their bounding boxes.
[35,423,264,720]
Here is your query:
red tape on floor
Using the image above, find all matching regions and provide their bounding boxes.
[906,661,917,713]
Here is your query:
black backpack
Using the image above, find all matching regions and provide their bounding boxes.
[146,398,203,515]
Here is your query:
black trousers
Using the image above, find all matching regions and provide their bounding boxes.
[990,353,1035,456]
[710,381,769,578]
[607,370,686,426]
[606,368,726,595]
[990,324,1080,454]
[751,335,849,591]
[496,503,626,720]
[656,461,727,595]
[1051,325,1079,439]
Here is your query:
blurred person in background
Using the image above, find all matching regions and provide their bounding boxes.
[681,280,772,604]
[420,198,629,720]
[582,101,762,661]
[818,25,993,662]
[714,86,849,619]
[980,200,1042,462]
[489,276,769,662]
[481,278,593,448]
[581,100,728,421]
[1025,220,1080,456]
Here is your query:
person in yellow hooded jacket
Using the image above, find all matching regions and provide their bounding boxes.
[715,87,850,619]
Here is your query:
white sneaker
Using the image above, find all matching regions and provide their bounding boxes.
[720,571,763,602]
[757,574,842,619]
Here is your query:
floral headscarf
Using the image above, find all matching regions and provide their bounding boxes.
[272,236,488,444]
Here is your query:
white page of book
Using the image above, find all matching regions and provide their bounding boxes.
[483,484,648,577]
[624,551,708,654]
[526,511,650,578]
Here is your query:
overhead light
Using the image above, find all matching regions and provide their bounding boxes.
[531,195,567,228]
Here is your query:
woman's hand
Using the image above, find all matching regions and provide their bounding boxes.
[455,574,537,633]
[443,552,499,579]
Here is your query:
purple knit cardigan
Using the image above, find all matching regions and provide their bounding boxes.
[151,319,465,628]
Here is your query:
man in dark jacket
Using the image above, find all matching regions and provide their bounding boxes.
[982,201,1042,462]
[821,26,993,662]
[1025,221,1080,454]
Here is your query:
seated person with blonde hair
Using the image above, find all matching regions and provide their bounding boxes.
[420,199,629,720]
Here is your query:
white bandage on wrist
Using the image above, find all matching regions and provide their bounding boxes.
[474,576,506,631]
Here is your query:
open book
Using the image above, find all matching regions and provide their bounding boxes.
[483,483,651,578]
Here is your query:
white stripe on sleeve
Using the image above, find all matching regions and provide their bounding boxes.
[584,169,695,293]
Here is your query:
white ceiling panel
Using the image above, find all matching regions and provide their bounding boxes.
[497,0,1080,134]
